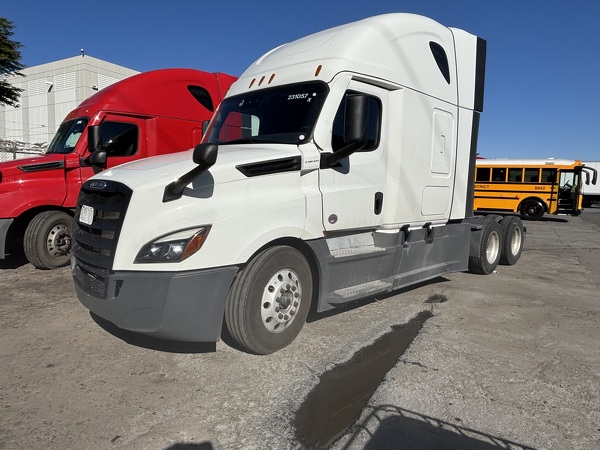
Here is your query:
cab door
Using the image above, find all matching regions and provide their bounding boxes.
[318,81,388,231]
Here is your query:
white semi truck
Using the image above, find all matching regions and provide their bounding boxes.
[71,13,524,354]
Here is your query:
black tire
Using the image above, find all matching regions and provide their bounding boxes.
[468,218,502,275]
[23,211,73,270]
[224,246,313,355]
[520,199,545,220]
[499,216,524,265]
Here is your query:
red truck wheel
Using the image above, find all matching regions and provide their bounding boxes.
[23,211,72,270]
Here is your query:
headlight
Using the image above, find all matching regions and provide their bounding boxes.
[134,226,211,263]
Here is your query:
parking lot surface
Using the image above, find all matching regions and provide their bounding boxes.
[1,209,599,449]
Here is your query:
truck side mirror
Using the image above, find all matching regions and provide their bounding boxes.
[193,143,218,165]
[322,94,369,168]
[86,125,107,171]
[87,125,101,152]
[163,143,218,202]
[89,149,107,168]
[343,94,369,145]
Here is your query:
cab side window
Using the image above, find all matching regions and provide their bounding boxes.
[100,121,139,157]
[332,91,381,152]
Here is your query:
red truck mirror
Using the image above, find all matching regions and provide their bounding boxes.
[87,125,107,170]
[87,125,101,152]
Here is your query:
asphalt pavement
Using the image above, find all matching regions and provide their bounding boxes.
[1,208,599,449]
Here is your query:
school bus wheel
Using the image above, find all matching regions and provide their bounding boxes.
[520,199,545,220]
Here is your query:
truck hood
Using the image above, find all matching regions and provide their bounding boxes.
[93,144,303,191]
[84,143,311,271]
[0,153,66,177]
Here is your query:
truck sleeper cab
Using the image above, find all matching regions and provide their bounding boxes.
[72,13,524,354]
[0,69,236,269]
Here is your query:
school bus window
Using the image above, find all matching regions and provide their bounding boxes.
[541,168,556,183]
[492,168,506,182]
[476,167,490,182]
[525,168,539,182]
[508,168,522,182]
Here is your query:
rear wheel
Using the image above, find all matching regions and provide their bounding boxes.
[499,216,524,265]
[520,199,545,220]
[469,218,502,275]
[23,211,73,269]
[225,246,313,354]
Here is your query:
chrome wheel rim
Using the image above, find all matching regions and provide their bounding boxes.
[46,224,71,257]
[510,227,522,256]
[261,269,302,333]
[486,231,500,264]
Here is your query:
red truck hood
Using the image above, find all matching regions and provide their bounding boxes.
[0,153,67,178]
[0,153,77,218]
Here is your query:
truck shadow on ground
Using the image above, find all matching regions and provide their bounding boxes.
[538,216,569,223]
[0,258,27,269]
[0,248,28,269]
[341,405,537,450]
[90,313,217,353]
[165,443,214,450]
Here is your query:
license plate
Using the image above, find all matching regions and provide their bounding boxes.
[80,204,94,225]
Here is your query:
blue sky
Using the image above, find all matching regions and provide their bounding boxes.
[3,0,599,161]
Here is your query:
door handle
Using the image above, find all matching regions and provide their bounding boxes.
[374,192,383,215]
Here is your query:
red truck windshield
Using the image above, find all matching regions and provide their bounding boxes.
[46,118,88,154]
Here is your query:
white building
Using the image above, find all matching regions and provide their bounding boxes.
[0,55,138,154]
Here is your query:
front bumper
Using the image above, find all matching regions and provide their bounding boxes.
[72,257,238,342]
[0,218,14,259]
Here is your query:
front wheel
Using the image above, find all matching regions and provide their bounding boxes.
[23,211,73,270]
[224,246,313,354]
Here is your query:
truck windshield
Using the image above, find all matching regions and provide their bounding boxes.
[205,82,327,145]
[46,118,89,154]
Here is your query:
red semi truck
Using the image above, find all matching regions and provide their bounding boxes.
[0,68,236,269]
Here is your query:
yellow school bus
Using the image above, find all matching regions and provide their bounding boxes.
[474,159,598,220]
